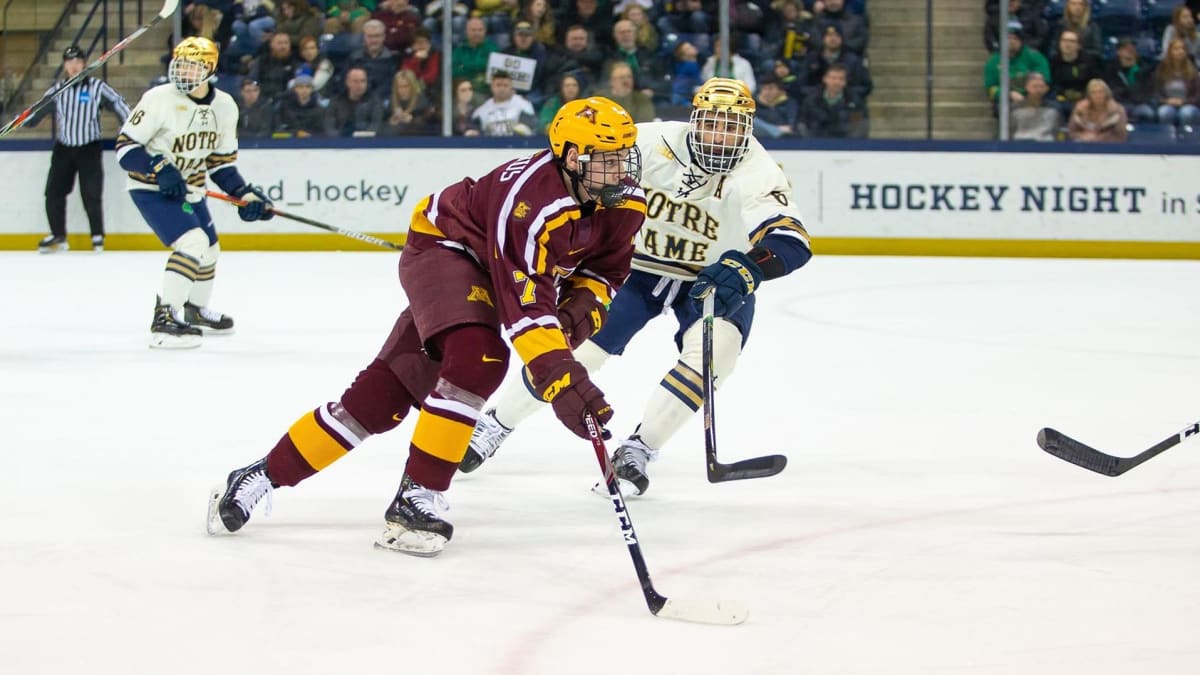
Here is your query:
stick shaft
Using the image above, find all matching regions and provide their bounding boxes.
[204,190,401,250]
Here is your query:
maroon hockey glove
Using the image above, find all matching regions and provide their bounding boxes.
[534,360,613,440]
[557,287,608,350]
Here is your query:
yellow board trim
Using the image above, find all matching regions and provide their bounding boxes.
[289,410,349,471]
[3,234,1199,259]
[411,410,475,463]
[0,233,410,251]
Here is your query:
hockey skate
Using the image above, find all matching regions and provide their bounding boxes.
[375,473,453,557]
[149,297,201,349]
[37,235,68,254]
[593,435,656,497]
[184,302,235,334]
[91,235,104,252]
[458,408,512,473]
[207,457,275,534]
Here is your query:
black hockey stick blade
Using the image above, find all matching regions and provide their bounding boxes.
[1037,421,1199,477]
[584,413,748,626]
[708,453,789,483]
[0,0,180,138]
[701,293,788,484]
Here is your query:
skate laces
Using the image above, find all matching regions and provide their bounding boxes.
[470,409,511,460]
[405,483,449,518]
[618,437,656,475]
[196,305,225,322]
[234,469,273,518]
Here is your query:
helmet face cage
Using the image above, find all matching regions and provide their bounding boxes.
[688,106,754,174]
[169,38,218,94]
[578,145,643,208]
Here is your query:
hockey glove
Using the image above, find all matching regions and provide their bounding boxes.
[233,184,275,221]
[151,156,187,202]
[557,287,608,350]
[535,360,613,440]
[689,249,764,317]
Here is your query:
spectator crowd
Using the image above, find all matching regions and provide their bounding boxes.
[173,0,874,139]
[984,0,1200,143]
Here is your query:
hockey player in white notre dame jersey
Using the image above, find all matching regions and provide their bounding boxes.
[115,37,275,349]
[461,77,813,495]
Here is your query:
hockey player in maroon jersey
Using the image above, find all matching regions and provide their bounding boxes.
[206,97,645,556]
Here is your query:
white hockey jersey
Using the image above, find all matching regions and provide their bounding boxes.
[115,84,241,203]
[632,121,810,281]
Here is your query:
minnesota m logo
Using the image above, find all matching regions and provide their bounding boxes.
[541,371,572,402]
[466,285,494,306]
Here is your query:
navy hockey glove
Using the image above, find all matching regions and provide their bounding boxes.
[151,156,187,202]
[557,286,608,350]
[535,360,613,440]
[233,184,275,221]
[689,249,764,317]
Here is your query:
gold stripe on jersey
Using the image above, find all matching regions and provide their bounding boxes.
[205,151,237,170]
[186,174,206,188]
[128,171,157,185]
[563,276,614,306]
[661,361,704,411]
[165,251,200,279]
[409,209,446,238]
[289,410,349,470]
[410,409,474,463]
[511,326,570,366]
[752,216,810,246]
[631,252,704,278]
[532,210,577,274]
[115,133,139,150]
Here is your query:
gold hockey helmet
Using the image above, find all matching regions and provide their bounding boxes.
[168,36,219,94]
[689,77,756,174]
[548,97,642,208]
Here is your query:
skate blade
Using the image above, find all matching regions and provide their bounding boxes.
[374,522,446,557]
[149,333,201,349]
[196,326,235,336]
[591,478,644,498]
[205,486,225,535]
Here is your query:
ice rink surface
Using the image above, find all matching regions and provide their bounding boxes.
[2,250,1198,675]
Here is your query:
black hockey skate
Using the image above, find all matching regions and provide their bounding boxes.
[150,297,201,349]
[459,408,511,473]
[375,473,453,557]
[206,457,275,534]
[184,301,235,334]
[37,235,68,253]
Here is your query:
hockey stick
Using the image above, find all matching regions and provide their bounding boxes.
[701,292,787,482]
[1037,421,1200,477]
[0,0,180,138]
[584,412,747,625]
[205,190,402,250]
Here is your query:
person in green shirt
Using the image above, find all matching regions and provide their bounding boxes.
[452,17,498,90]
[985,21,1051,107]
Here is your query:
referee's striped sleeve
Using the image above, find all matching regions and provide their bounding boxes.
[99,81,131,122]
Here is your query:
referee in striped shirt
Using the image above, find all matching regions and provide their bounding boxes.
[28,45,130,253]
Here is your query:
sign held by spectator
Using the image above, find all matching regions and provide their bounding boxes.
[486,53,536,92]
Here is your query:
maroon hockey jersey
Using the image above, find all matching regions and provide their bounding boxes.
[408,149,647,384]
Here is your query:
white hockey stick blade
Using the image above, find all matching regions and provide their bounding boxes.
[655,597,749,625]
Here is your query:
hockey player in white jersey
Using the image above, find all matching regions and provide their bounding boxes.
[115,37,275,349]
[461,77,813,495]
